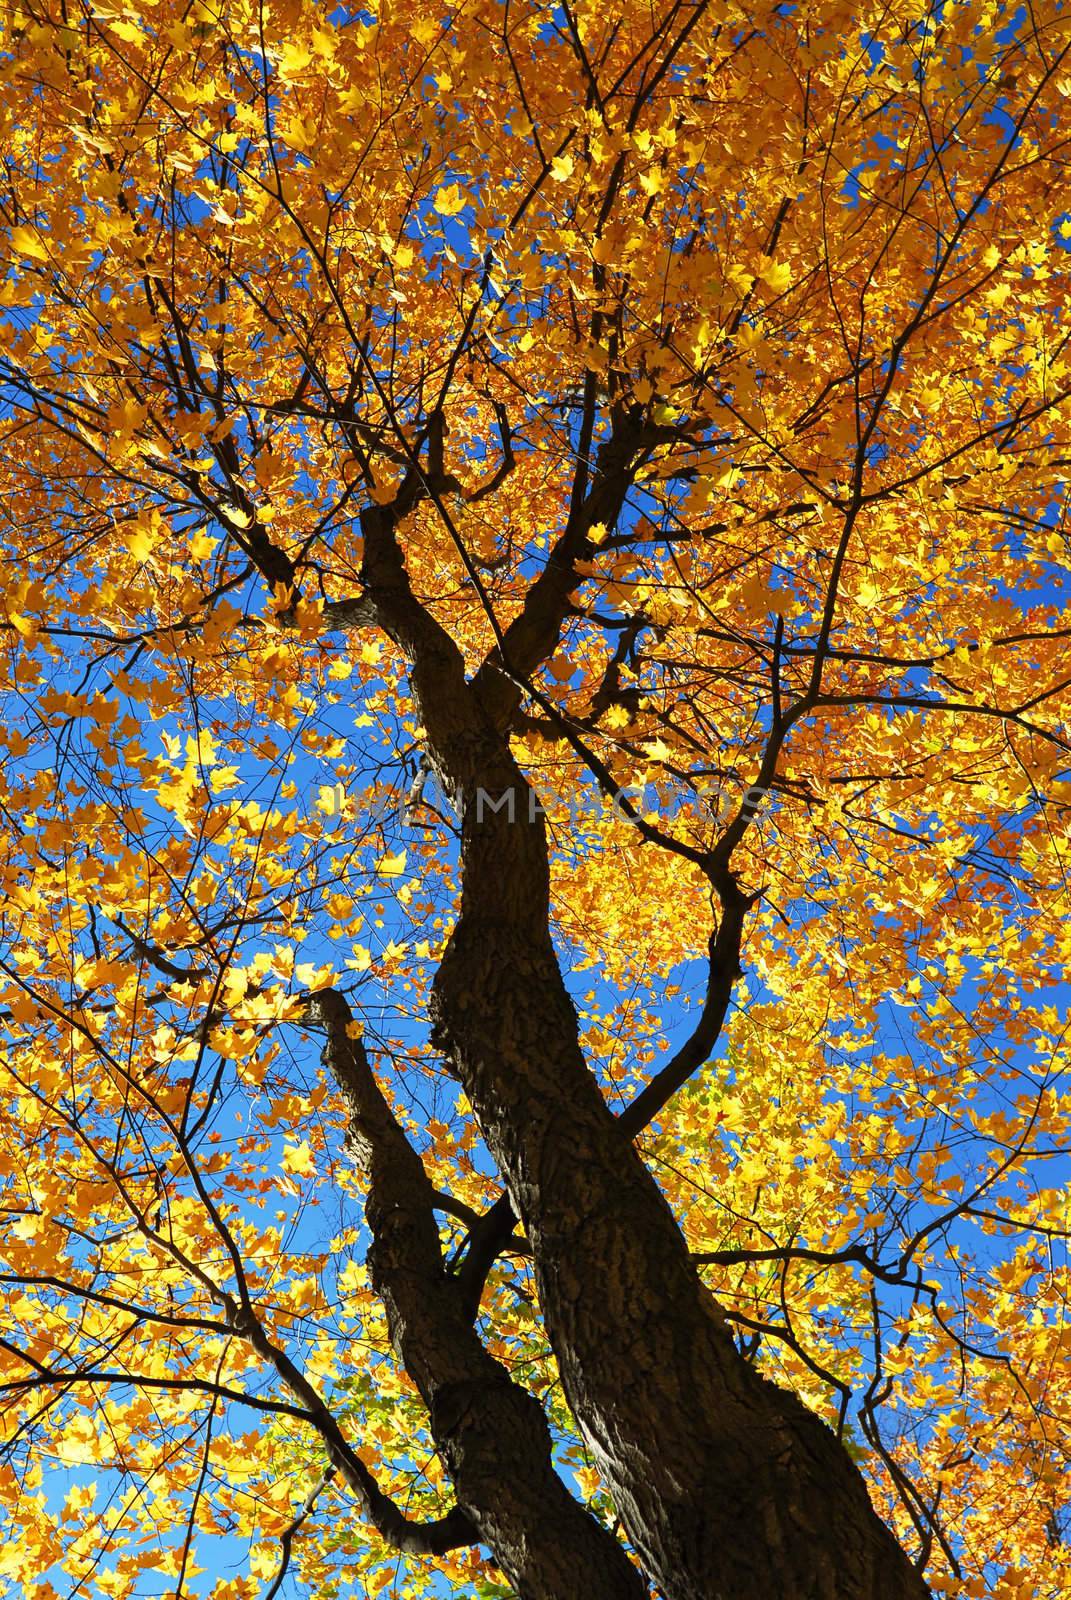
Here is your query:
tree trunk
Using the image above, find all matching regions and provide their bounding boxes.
[431,783,931,1600]
[313,990,648,1600]
[359,503,932,1600]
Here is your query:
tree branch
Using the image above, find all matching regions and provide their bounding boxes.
[304,989,648,1599]
[618,880,755,1138]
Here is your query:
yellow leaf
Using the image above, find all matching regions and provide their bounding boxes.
[295,962,337,990]
[378,850,407,877]
[190,529,217,560]
[10,226,48,263]
[433,184,468,217]
[277,41,314,76]
[126,524,155,563]
[317,784,342,817]
[282,1140,316,1177]
[757,256,792,294]
[312,25,338,59]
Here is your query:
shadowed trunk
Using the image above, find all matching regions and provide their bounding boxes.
[310,989,648,1600]
[354,499,932,1600]
[430,773,931,1600]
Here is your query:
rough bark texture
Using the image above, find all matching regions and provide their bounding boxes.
[351,495,932,1600]
[432,789,930,1600]
[310,990,646,1600]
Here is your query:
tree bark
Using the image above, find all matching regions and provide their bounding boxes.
[357,500,932,1600]
[310,990,647,1600]
[432,784,930,1600]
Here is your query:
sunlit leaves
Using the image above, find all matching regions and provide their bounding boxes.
[0,0,1069,1595]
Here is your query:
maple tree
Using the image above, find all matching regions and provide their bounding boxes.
[1,0,1070,1596]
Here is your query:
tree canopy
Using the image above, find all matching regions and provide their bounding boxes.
[0,1,1070,1597]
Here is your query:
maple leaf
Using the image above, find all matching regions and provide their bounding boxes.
[433,184,468,217]
[281,1140,316,1176]
[756,256,792,294]
[10,225,48,262]
[1,8,1070,1600]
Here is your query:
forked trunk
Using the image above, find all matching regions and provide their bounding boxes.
[429,787,931,1600]
[362,506,931,1600]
